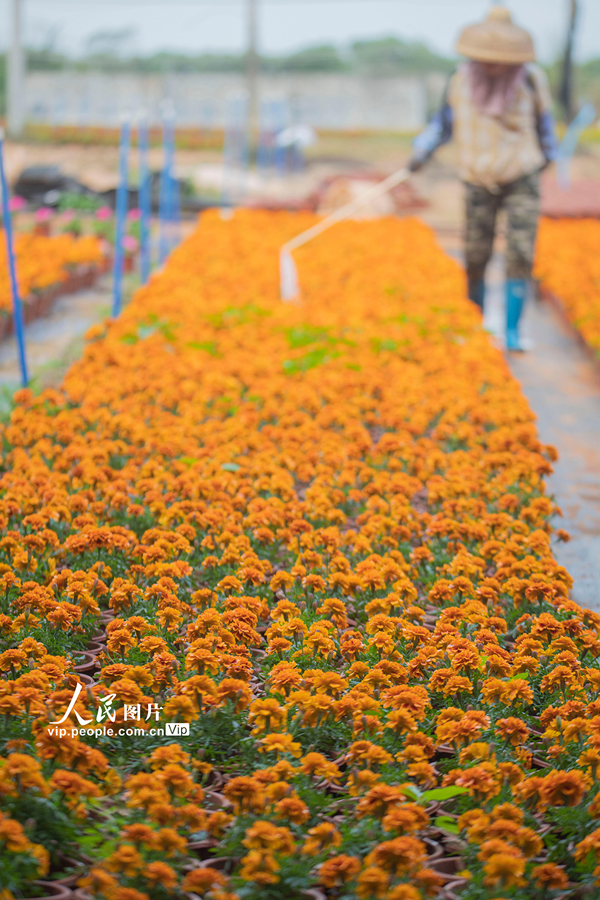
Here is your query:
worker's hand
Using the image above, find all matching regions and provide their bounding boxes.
[407,157,424,173]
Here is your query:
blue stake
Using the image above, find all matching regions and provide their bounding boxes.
[138,118,151,285]
[171,168,181,252]
[112,120,130,318]
[159,116,175,264]
[0,130,28,387]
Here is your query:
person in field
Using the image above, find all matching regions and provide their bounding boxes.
[409,5,559,351]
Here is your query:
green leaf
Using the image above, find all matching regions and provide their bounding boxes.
[221,462,240,472]
[186,341,219,356]
[286,325,331,349]
[371,337,398,353]
[420,786,468,802]
[512,672,530,681]
[283,347,337,374]
[401,783,421,801]
[434,815,460,834]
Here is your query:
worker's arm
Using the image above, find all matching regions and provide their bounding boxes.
[536,110,559,166]
[408,89,453,172]
[527,65,559,167]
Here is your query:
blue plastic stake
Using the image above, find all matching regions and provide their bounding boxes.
[171,168,181,251]
[112,120,131,318]
[138,119,151,285]
[159,116,175,264]
[0,130,28,387]
[557,103,596,190]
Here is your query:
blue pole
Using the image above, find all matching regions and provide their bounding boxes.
[171,168,181,251]
[112,120,130,318]
[138,119,151,285]
[159,117,175,264]
[0,131,28,387]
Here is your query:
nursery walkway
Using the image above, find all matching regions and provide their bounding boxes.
[0,276,114,397]
[480,250,600,612]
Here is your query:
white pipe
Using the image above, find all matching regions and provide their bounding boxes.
[7,0,25,139]
[280,166,410,301]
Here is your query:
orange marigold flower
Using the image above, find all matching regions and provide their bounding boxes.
[239,850,280,885]
[259,732,302,758]
[318,855,361,888]
[495,717,529,746]
[482,852,526,889]
[364,837,426,875]
[356,866,389,899]
[143,861,178,888]
[540,770,591,807]
[182,867,228,895]
[531,863,569,890]
[302,823,342,856]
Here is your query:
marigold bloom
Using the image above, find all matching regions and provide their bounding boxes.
[540,770,591,807]
[302,823,342,856]
[482,852,526,888]
[364,837,426,875]
[318,855,361,888]
[182,867,228,894]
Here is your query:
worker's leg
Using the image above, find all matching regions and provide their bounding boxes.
[464,182,500,310]
[503,171,541,350]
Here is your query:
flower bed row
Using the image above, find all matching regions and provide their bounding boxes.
[534,218,600,356]
[0,209,597,900]
[0,233,107,335]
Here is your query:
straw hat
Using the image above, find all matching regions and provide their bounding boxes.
[456,6,536,64]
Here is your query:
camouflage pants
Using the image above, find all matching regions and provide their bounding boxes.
[464,171,541,282]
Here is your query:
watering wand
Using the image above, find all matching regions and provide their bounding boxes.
[279,166,410,301]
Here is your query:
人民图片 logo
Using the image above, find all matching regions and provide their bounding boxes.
[47,682,189,739]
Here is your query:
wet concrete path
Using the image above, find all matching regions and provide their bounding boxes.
[485,252,600,612]
[0,277,113,394]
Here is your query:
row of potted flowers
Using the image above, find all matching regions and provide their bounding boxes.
[0,209,597,900]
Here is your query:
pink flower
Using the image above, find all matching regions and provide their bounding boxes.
[95,206,113,221]
[127,208,141,221]
[8,196,26,212]
[35,207,53,222]
[122,234,139,253]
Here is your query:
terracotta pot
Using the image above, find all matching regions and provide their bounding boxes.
[436,743,455,758]
[52,858,85,888]
[441,878,468,899]
[424,837,444,861]
[187,838,218,859]
[74,652,99,674]
[71,891,90,900]
[26,883,72,900]
[198,856,236,874]
[204,769,225,791]
[65,672,95,688]
[204,790,232,810]
[85,641,105,655]
[428,857,464,883]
